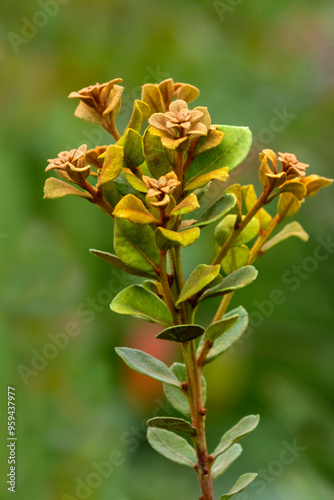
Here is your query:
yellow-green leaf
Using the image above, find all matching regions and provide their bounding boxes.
[196,129,225,155]
[222,245,250,275]
[126,99,150,132]
[261,221,309,252]
[43,177,92,200]
[277,192,301,218]
[302,175,333,197]
[97,144,124,188]
[184,167,229,191]
[278,180,306,200]
[215,215,260,248]
[176,264,221,306]
[113,194,156,224]
[170,194,200,217]
[124,170,148,193]
[155,227,200,250]
[241,184,272,229]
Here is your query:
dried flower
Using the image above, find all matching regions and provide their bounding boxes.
[148,100,210,141]
[278,152,309,180]
[46,144,90,184]
[86,145,108,169]
[68,79,124,136]
[141,78,200,114]
[143,172,180,207]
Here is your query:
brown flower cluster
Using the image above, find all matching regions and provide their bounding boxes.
[149,100,211,140]
[278,152,309,180]
[46,144,90,185]
[141,78,200,114]
[143,172,180,207]
[68,79,124,129]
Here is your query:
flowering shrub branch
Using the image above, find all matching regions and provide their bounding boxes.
[44,77,332,500]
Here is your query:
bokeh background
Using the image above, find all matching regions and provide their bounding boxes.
[1,1,334,499]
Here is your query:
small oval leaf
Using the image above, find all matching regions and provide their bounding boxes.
[157,324,205,343]
[211,444,242,480]
[170,193,200,217]
[221,245,250,275]
[147,427,196,466]
[213,414,260,458]
[147,417,196,436]
[176,264,221,306]
[204,315,239,342]
[113,194,156,224]
[155,227,200,250]
[215,214,260,248]
[115,347,180,387]
[110,285,173,326]
[201,306,249,363]
[201,266,258,301]
[220,473,258,500]
[90,249,155,279]
[261,221,309,252]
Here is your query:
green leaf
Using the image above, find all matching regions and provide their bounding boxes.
[196,129,225,155]
[220,473,258,499]
[204,315,239,342]
[126,99,150,132]
[241,184,272,230]
[189,193,236,229]
[124,170,148,193]
[111,285,173,326]
[157,324,205,342]
[185,125,252,185]
[214,215,260,248]
[184,167,229,191]
[117,128,145,170]
[97,145,124,188]
[163,363,206,417]
[261,221,309,252]
[89,249,155,279]
[143,127,172,178]
[147,417,196,436]
[115,347,180,387]
[43,178,92,200]
[114,218,160,273]
[211,444,242,480]
[199,306,249,363]
[155,227,200,250]
[170,194,200,217]
[277,192,301,218]
[221,246,250,275]
[213,415,260,458]
[147,427,196,466]
[176,264,221,306]
[201,266,258,301]
[113,194,156,224]
[278,180,306,200]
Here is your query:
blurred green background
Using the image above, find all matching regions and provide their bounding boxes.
[1,0,334,499]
